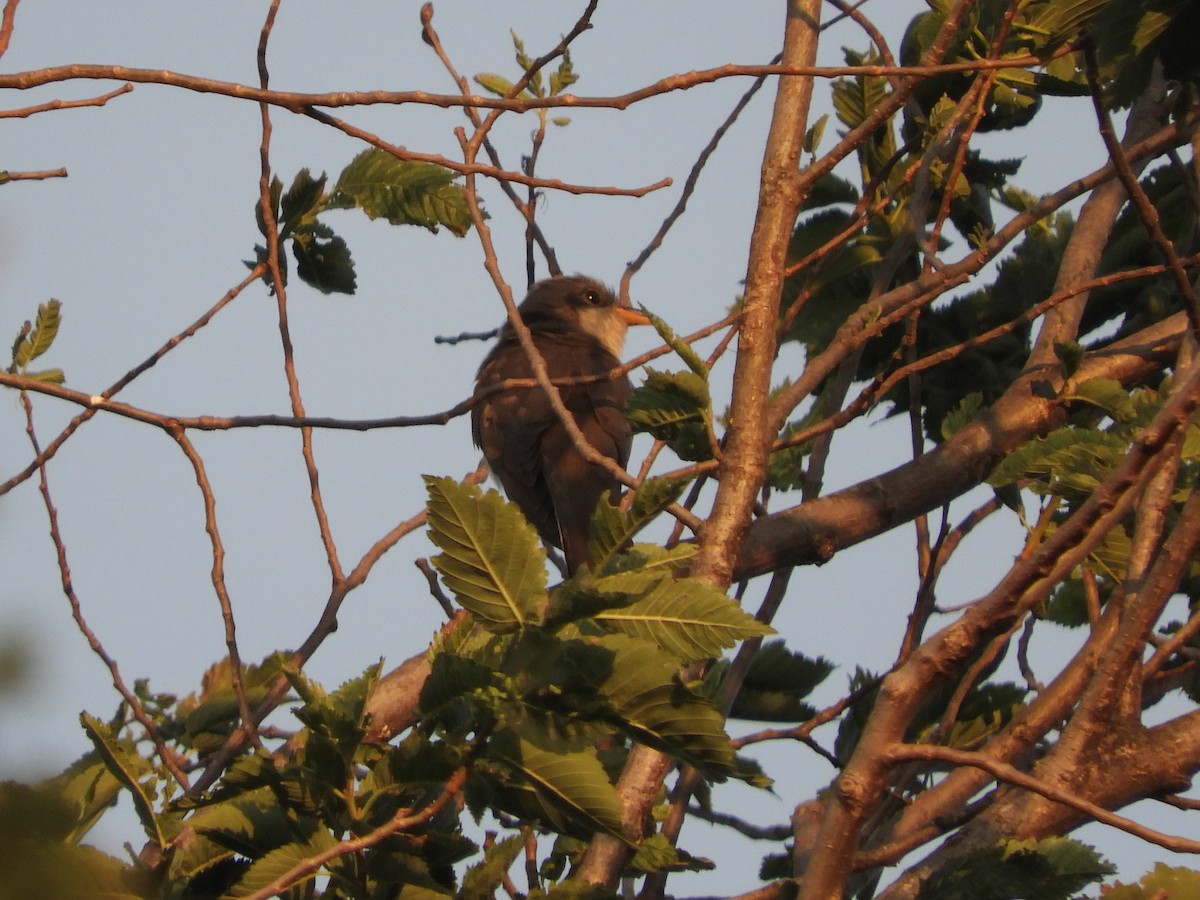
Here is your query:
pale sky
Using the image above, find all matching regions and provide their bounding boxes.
[0,1,1183,892]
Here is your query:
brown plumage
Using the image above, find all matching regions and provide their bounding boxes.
[472,276,649,574]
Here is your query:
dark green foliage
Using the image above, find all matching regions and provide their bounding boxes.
[726,640,834,723]
[918,836,1114,899]
[248,149,471,295]
[627,368,714,461]
[1083,164,1200,340]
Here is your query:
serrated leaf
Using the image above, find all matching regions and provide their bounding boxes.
[288,660,380,755]
[10,299,62,373]
[1105,863,1200,899]
[1064,377,1136,422]
[921,835,1113,900]
[79,712,163,849]
[223,828,339,898]
[588,476,687,569]
[627,369,713,462]
[941,392,984,440]
[189,790,295,858]
[487,729,628,843]
[804,114,828,154]
[987,427,1128,496]
[424,476,547,633]
[460,832,526,897]
[642,307,709,381]
[328,149,471,236]
[291,222,356,295]
[278,168,326,238]
[593,575,774,661]
[598,635,734,778]
[47,750,124,845]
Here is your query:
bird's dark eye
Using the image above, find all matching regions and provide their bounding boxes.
[583,289,604,306]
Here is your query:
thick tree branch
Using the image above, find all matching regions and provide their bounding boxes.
[576,0,822,888]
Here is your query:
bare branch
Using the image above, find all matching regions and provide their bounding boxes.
[0,82,131,119]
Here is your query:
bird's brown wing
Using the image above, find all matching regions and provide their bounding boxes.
[472,359,563,550]
[540,367,632,572]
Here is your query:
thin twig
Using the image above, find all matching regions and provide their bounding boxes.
[0,264,263,497]
[416,557,456,619]
[0,167,66,181]
[170,427,260,751]
[0,82,131,118]
[1083,42,1199,331]
[21,390,191,789]
[0,55,1076,114]
[0,0,18,59]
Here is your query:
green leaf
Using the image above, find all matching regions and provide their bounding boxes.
[1104,863,1200,899]
[1064,378,1136,422]
[987,427,1128,498]
[288,660,380,755]
[46,750,124,845]
[642,307,709,381]
[424,476,548,633]
[278,168,326,238]
[327,149,471,237]
[921,836,1113,900]
[23,367,65,384]
[487,728,628,843]
[79,712,163,849]
[474,72,522,97]
[628,832,716,874]
[599,635,734,778]
[593,574,774,662]
[460,833,526,897]
[627,369,713,462]
[587,476,687,570]
[728,640,835,722]
[10,299,62,374]
[291,222,356,295]
[224,827,339,898]
[548,47,578,96]
[189,790,296,858]
[1054,339,1086,377]
[803,113,828,155]
[941,392,985,440]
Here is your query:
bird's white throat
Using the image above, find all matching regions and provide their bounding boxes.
[577,306,629,358]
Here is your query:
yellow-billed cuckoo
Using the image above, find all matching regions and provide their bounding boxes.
[472,275,649,574]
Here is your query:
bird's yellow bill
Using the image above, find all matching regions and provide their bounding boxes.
[615,306,652,326]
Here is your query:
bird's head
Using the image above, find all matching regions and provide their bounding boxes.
[513,275,650,357]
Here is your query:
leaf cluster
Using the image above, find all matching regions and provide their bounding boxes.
[421,475,780,846]
[249,149,472,296]
[475,30,578,127]
[989,377,1200,627]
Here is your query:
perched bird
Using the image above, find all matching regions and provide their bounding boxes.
[472,275,649,574]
